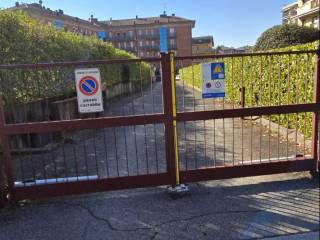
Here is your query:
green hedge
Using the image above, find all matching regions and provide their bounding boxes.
[254,24,320,51]
[0,11,151,104]
[179,41,319,138]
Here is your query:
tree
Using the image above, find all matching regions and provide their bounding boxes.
[254,24,319,51]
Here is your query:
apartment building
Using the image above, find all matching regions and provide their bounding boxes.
[100,12,195,58]
[6,2,195,58]
[282,0,319,29]
[192,36,214,55]
[9,2,103,37]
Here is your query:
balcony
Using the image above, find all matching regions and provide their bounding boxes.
[122,46,136,52]
[169,32,176,38]
[168,44,177,50]
[282,9,297,19]
[145,34,160,40]
[298,0,319,16]
[311,0,319,8]
[107,35,135,41]
[141,45,159,51]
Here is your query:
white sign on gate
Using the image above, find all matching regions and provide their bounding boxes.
[75,68,104,113]
[201,62,226,99]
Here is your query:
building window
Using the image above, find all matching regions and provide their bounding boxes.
[128,31,134,37]
[170,39,175,45]
[118,43,121,48]
[169,28,175,33]
[146,40,150,46]
[139,41,143,47]
[140,52,144,57]
[138,29,143,35]
[124,42,127,48]
[151,40,155,46]
[130,42,134,47]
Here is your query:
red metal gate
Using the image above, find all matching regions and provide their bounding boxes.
[0,49,319,201]
[174,49,319,183]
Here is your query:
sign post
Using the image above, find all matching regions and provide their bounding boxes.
[202,62,226,99]
[75,68,104,113]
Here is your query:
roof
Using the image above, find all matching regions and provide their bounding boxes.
[100,13,195,28]
[192,36,214,44]
[282,1,298,11]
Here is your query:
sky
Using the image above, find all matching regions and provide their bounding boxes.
[0,0,294,48]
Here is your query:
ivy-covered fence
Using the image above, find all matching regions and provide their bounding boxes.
[0,11,151,105]
[179,41,319,138]
[0,11,152,149]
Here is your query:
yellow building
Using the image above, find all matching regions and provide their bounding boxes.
[282,0,319,29]
[192,36,214,55]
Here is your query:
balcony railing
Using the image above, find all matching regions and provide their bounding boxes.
[122,46,136,52]
[107,35,135,41]
[141,45,159,51]
[168,44,177,50]
[169,32,176,38]
[145,34,160,40]
[282,9,297,18]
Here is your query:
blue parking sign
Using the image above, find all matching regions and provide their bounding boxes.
[159,27,168,53]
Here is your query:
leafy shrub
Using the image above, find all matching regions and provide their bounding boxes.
[255,25,319,51]
[179,41,319,138]
[0,11,151,104]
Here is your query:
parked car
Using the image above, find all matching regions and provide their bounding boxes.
[155,69,161,82]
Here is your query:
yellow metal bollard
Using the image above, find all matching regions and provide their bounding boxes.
[170,53,180,186]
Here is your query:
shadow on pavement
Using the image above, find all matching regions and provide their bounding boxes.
[0,172,319,240]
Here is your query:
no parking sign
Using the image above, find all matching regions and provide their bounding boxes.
[75,68,104,113]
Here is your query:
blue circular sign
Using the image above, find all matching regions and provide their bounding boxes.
[79,76,99,96]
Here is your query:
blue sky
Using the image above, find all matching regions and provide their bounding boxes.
[0,0,293,47]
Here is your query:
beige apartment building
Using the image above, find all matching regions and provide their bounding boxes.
[9,2,102,36]
[100,12,195,58]
[282,0,319,29]
[192,36,214,55]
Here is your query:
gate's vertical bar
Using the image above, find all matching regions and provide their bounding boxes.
[161,52,178,186]
[311,48,320,171]
[170,54,180,185]
[0,96,14,198]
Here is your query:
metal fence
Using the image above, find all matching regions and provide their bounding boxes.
[0,49,319,202]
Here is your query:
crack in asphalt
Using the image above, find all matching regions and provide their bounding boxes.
[5,186,317,240]
[55,201,151,233]
[54,200,263,240]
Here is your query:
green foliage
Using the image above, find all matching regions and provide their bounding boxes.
[179,41,319,138]
[0,11,151,103]
[254,24,319,51]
